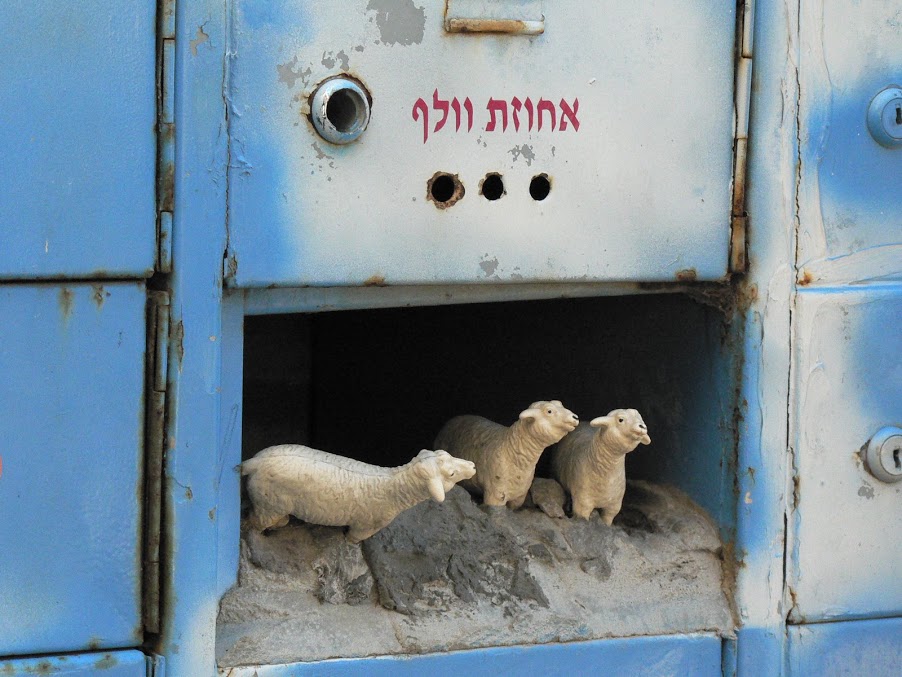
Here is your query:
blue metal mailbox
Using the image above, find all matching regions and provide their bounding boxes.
[0,0,899,675]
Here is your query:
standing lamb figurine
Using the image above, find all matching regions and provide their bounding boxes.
[433,400,579,509]
[242,446,476,543]
[550,408,651,524]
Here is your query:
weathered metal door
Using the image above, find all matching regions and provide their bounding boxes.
[226,0,742,286]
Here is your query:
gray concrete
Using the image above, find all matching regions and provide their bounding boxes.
[217,481,733,667]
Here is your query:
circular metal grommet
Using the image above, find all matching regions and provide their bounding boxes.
[866,86,902,149]
[310,77,371,145]
[864,426,902,483]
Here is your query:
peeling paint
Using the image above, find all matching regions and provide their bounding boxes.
[277,57,312,89]
[321,50,350,70]
[366,0,426,46]
[676,269,698,282]
[189,25,209,57]
[172,319,185,371]
[857,483,875,499]
[508,144,536,166]
[479,255,500,277]
[91,284,109,309]
[363,274,387,287]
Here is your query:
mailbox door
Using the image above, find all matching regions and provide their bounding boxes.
[0,284,146,655]
[227,1,739,286]
[789,289,902,621]
[0,1,156,280]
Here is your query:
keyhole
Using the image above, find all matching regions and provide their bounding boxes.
[894,447,901,471]
[896,105,902,126]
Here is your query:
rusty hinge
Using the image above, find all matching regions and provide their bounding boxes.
[730,0,754,273]
[156,0,176,274]
[143,290,170,634]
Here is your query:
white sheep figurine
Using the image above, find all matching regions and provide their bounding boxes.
[433,400,579,509]
[550,408,651,524]
[241,446,476,543]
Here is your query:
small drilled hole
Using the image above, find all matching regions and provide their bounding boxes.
[431,175,456,202]
[326,88,364,133]
[480,174,505,201]
[530,174,551,201]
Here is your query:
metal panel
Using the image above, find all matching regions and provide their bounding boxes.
[218,633,723,676]
[789,287,902,621]
[0,1,156,279]
[0,283,146,654]
[227,0,738,286]
[0,650,148,677]
[787,618,902,677]
[797,0,902,287]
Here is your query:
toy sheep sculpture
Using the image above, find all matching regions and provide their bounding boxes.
[241,446,476,543]
[550,408,651,524]
[433,400,579,509]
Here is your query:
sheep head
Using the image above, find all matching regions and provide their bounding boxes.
[589,408,651,453]
[518,400,580,444]
[414,449,476,503]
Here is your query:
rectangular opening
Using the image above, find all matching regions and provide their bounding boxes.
[218,292,739,667]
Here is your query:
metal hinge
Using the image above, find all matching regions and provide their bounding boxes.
[730,0,754,273]
[143,290,170,634]
[156,0,176,273]
[145,653,166,677]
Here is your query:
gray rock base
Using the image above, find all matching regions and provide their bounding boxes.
[217,481,733,667]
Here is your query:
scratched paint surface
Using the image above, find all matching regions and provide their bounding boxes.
[796,0,902,285]
[218,632,722,676]
[0,284,146,655]
[227,0,736,286]
[788,288,902,621]
[0,650,147,676]
[787,618,902,677]
[0,1,156,280]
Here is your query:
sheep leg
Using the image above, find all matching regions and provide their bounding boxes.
[571,498,596,520]
[251,510,290,532]
[481,489,508,507]
[347,525,380,543]
[599,504,621,527]
[506,494,527,510]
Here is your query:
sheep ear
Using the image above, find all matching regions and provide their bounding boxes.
[640,433,652,445]
[590,416,613,429]
[428,474,446,502]
[519,408,541,422]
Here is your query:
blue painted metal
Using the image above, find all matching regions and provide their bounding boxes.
[0,1,156,280]
[787,618,902,677]
[222,633,723,677]
[158,0,230,672]
[732,0,796,673]
[0,283,146,656]
[788,287,902,622]
[0,650,147,676]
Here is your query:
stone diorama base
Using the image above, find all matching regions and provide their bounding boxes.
[216,481,734,667]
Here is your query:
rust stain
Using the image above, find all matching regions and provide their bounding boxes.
[675,268,698,282]
[185,486,193,500]
[91,284,109,309]
[426,172,465,209]
[798,268,813,286]
[445,18,539,35]
[87,636,102,651]
[159,161,175,213]
[93,654,118,670]
[172,320,184,371]
[209,507,217,521]
[363,274,387,287]
[58,288,74,322]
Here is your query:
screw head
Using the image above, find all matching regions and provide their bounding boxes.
[865,426,902,483]
[867,86,902,149]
